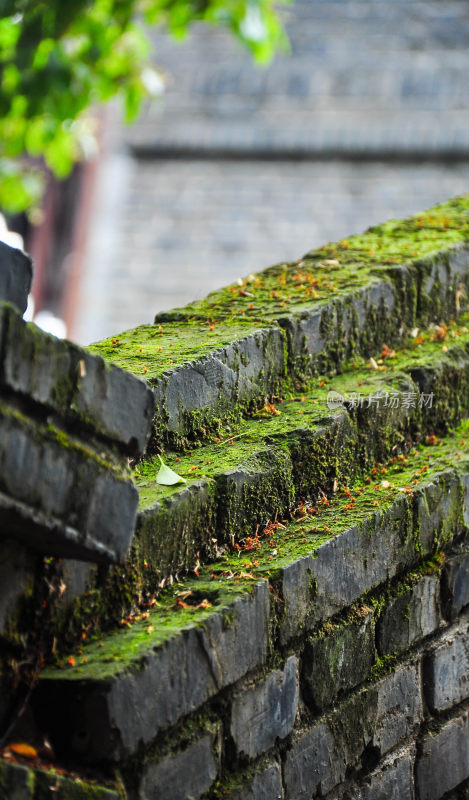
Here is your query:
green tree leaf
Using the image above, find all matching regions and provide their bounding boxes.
[155,454,186,485]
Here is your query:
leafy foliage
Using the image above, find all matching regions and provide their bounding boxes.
[0,0,287,213]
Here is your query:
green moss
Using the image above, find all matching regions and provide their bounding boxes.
[87,320,265,382]
[369,653,398,682]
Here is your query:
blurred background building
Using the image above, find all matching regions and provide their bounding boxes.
[11,0,469,343]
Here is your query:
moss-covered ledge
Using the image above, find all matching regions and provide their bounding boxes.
[88,196,469,446]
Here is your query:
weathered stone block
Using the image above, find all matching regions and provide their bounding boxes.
[283,662,421,799]
[417,711,469,800]
[377,574,441,655]
[370,663,422,755]
[278,554,315,645]
[414,470,462,555]
[0,406,138,563]
[36,581,269,761]
[349,747,416,800]
[423,622,469,712]
[136,478,218,580]
[3,307,155,457]
[230,655,299,759]
[302,610,375,713]
[442,553,469,621]
[217,446,295,541]
[420,244,469,323]
[278,412,357,510]
[407,346,469,432]
[352,372,419,465]
[139,733,218,800]
[0,242,32,313]
[0,758,34,800]
[462,472,469,527]
[225,762,283,800]
[151,326,286,437]
[0,758,119,800]
[308,495,417,623]
[278,278,398,378]
[75,350,155,457]
[196,581,270,691]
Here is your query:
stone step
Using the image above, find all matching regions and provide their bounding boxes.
[33,420,469,763]
[88,197,469,444]
[47,314,469,639]
[130,315,469,584]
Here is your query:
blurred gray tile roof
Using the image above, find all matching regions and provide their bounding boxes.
[127,0,469,156]
[75,0,469,344]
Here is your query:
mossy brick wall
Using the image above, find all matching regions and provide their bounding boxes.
[2,197,469,799]
[0,241,154,800]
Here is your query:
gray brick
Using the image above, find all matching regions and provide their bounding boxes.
[216,446,294,542]
[3,308,155,457]
[414,470,463,555]
[284,722,343,799]
[371,663,422,755]
[36,581,269,761]
[196,581,270,689]
[275,278,399,379]
[150,326,286,437]
[377,574,441,655]
[0,758,119,800]
[231,655,299,758]
[302,610,375,712]
[139,733,217,800]
[443,553,469,621]
[278,554,315,645]
[0,759,34,800]
[423,622,469,712]
[0,242,32,314]
[75,350,155,457]
[417,712,469,800]
[0,407,137,563]
[463,473,469,527]
[137,478,218,580]
[284,662,421,799]
[349,747,416,800]
[226,762,283,800]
